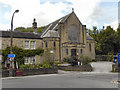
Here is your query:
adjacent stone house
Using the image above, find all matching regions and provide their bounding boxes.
[0,10,95,65]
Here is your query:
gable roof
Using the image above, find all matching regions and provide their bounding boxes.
[41,12,71,38]
[0,31,42,39]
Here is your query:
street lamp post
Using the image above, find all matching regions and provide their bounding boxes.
[9,10,19,77]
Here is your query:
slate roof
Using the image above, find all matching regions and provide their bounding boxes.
[44,13,70,31]
[43,30,59,38]
[0,31,42,39]
[86,33,94,40]
[41,13,71,37]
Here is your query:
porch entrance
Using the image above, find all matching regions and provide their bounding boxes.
[71,49,77,56]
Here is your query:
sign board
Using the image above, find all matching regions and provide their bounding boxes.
[50,50,54,54]
[8,54,15,58]
[118,53,120,63]
[10,57,14,61]
[113,56,117,63]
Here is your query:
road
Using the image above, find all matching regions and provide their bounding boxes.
[2,73,118,88]
[1,61,119,88]
[91,61,113,73]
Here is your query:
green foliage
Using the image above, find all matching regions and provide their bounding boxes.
[20,64,31,69]
[14,27,26,32]
[91,59,97,62]
[79,56,90,65]
[14,26,46,33]
[98,55,113,61]
[89,25,120,55]
[34,64,43,68]
[2,46,44,65]
[19,61,54,69]
[63,56,78,66]
[19,64,43,69]
[42,60,53,68]
[2,66,7,70]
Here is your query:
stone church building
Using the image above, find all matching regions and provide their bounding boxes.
[0,10,95,65]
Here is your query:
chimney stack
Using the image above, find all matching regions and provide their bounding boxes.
[32,18,37,33]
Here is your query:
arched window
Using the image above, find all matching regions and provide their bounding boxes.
[68,25,79,42]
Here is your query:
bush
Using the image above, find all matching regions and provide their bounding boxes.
[20,64,31,69]
[2,66,7,70]
[63,56,78,66]
[108,55,114,62]
[53,62,60,65]
[79,56,91,65]
[19,59,55,69]
[91,59,97,62]
[42,60,53,68]
[101,55,109,61]
[34,64,43,68]
[99,55,114,61]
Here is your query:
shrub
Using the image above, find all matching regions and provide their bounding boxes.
[42,60,53,68]
[108,55,114,62]
[53,62,60,65]
[34,64,43,69]
[20,64,31,69]
[91,59,97,62]
[79,56,91,65]
[2,66,7,70]
[63,56,78,66]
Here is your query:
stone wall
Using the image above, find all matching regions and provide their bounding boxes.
[58,64,92,72]
[1,37,42,49]
[2,68,58,77]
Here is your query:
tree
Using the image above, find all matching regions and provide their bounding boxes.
[89,25,120,55]
[14,26,46,33]
[14,27,26,32]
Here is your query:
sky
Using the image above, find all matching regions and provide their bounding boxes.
[0,0,119,31]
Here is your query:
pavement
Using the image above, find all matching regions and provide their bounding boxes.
[1,61,119,88]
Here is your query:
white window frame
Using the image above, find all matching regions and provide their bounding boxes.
[24,41,29,49]
[30,56,35,64]
[30,41,35,49]
[24,57,29,64]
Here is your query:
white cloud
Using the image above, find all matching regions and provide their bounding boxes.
[104,20,118,30]
[66,0,104,29]
[0,0,71,30]
[0,23,10,30]
[0,0,118,30]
